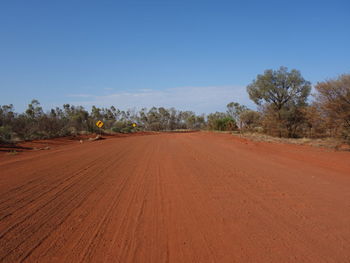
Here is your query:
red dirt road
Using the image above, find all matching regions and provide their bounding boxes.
[1,132,350,262]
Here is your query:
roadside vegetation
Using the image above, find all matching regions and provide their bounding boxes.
[1,67,349,145]
[0,102,206,143]
[243,68,350,144]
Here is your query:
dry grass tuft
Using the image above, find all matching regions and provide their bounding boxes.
[233,132,350,151]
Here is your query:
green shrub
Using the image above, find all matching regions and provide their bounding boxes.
[211,117,237,131]
[0,126,13,143]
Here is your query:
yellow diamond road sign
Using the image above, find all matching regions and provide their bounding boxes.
[132,123,137,127]
[96,120,104,128]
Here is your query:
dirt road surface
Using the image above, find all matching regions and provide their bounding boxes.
[1,132,350,262]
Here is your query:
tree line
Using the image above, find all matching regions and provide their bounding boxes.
[245,67,350,142]
[210,67,350,143]
[1,67,349,143]
[0,102,206,142]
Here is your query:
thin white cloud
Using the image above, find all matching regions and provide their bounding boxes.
[66,94,94,98]
[67,86,254,114]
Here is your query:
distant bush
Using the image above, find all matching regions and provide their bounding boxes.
[240,110,261,131]
[207,112,237,131]
[0,126,12,143]
[215,117,237,131]
[314,74,350,142]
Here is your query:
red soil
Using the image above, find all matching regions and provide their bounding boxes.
[0,132,349,262]
[0,132,153,161]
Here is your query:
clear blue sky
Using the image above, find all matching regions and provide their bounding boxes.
[1,0,349,114]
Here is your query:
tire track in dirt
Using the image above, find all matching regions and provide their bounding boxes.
[0,139,136,262]
[173,133,350,262]
[0,132,349,262]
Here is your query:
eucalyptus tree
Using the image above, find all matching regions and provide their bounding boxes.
[247,67,311,137]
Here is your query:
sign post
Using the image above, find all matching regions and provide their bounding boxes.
[95,120,104,136]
